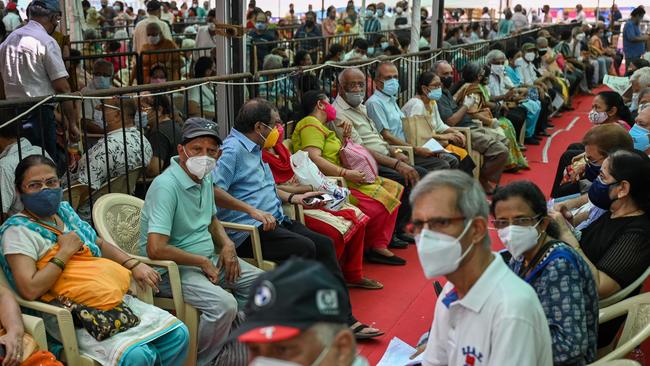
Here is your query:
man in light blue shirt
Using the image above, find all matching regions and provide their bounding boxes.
[212,98,384,340]
[623,7,649,71]
[366,61,458,172]
[140,117,262,366]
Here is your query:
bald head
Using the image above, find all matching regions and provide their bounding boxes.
[338,68,366,101]
[375,61,398,80]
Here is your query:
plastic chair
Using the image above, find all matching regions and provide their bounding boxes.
[91,193,197,366]
[590,292,650,364]
[599,267,650,308]
[593,361,640,366]
[22,314,48,354]
[0,270,98,366]
[456,126,482,180]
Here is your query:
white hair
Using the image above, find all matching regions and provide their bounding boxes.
[486,49,506,64]
[409,170,491,248]
[262,54,283,71]
[631,67,650,89]
[310,322,349,347]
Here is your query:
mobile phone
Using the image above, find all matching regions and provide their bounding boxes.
[303,195,324,205]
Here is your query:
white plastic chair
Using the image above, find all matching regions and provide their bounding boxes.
[599,267,650,308]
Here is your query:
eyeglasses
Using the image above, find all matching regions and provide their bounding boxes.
[24,177,60,192]
[411,216,465,232]
[491,216,541,229]
[584,155,605,166]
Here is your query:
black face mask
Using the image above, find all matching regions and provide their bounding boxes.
[538,49,547,56]
[282,58,289,67]
[441,76,453,89]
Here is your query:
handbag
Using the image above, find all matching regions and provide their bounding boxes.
[339,138,378,184]
[50,296,140,341]
[401,115,435,147]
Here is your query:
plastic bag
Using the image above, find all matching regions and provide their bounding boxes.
[290,150,349,210]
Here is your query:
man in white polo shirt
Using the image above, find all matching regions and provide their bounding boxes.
[410,170,552,366]
[0,0,80,171]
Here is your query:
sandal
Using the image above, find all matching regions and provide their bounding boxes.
[350,322,384,340]
[347,277,384,290]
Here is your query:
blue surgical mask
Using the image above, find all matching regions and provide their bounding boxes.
[427,87,442,101]
[381,41,389,50]
[588,177,618,210]
[135,112,149,129]
[367,47,375,56]
[381,78,399,96]
[629,124,650,151]
[376,9,384,17]
[255,22,266,30]
[21,188,63,217]
[94,76,111,89]
[365,9,374,17]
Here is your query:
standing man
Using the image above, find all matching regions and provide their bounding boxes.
[575,4,586,22]
[99,0,116,26]
[410,170,553,365]
[623,6,649,73]
[2,2,20,31]
[511,4,529,32]
[132,0,172,54]
[294,11,322,59]
[140,117,263,366]
[0,0,80,170]
[376,2,393,31]
[433,60,509,193]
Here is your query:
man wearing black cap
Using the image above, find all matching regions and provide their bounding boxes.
[0,0,80,171]
[132,0,172,53]
[233,258,368,366]
[139,117,263,366]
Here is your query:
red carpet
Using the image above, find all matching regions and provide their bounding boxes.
[350,90,631,364]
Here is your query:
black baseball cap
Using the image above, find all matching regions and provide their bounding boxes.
[230,258,350,343]
[181,117,222,144]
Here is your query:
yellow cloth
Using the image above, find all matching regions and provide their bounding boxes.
[293,116,403,213]
[36,246,131,310]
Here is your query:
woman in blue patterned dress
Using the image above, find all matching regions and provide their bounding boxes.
[491,180,598,366]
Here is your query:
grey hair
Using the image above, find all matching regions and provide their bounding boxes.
[536,36,548,47]
[631,67,650,89]
[310,322,351,348]
[92,59,114,75]
[262,54,283,71]
[337,67,365,86]
[409,170,491,248]
[432,60,450,75]
[486,49,506,64]
[639,87,650,100]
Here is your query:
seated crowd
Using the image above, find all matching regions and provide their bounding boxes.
[0,0,649,365]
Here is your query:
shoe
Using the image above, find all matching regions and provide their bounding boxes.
[546,123,555,128]
[536,131,551,137]
[388,236,409,249]
[365,251,406,265]
[524,137,540,145]
[395,232,415,243]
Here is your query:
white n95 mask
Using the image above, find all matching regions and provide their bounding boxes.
[415,220,475,278]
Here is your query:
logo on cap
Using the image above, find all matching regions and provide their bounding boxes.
[316,289,339,315]
[254,281,275,308]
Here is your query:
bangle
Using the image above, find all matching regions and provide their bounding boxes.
[121,257,136,267]
[49,257,65,271]
[127,260,142,270]
[393,160,400,169]
[288,193,296,204]
[341,169,347,178]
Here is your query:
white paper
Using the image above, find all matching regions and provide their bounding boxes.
[422,138,448,153]
[603,75,630,95]
[377,337,424,366]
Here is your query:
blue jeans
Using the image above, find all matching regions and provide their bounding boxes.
[119,324,190,366]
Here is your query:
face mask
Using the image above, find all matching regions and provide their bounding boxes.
[381,41,389,50]
[183,146,217,180]
[497,223,541,259]
[93,109,105,125]
[524,52,536,62]
[491,64,505,76]
[113,5,121,11]
[259,124,280,149]
[538,48,548,56]
[306,19,315,27]
[631,93,639,111]
[584,161,601,182]
[94,76,111,89]
[148,35,161,45]
[150,78,166,84]
[415,219,474,278]
[365,10,374,17]
[427,87,442,101]
[588,176,619,210]
[344,91,364,107]
[395,7,403,14]
[381,78,399,96]
[629,124,650,151]
[367,47,375,56]
[376,9,384,17]
[441,76,453,89]
[135,112,148,129]
[255,22,266,30]
[21,188,63,217]
[323,103,337,121]
[276,123,285,139]
[606,31,613,38]
[588,109,609,124]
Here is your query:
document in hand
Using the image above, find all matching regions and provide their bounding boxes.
[603,75,630,95]
[423,138,449,153]
[377,337,424,366]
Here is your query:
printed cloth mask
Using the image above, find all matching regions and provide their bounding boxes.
[588,109,608,124]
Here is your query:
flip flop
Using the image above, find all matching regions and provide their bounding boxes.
[351,323,384,340]
[347,277,384,290]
